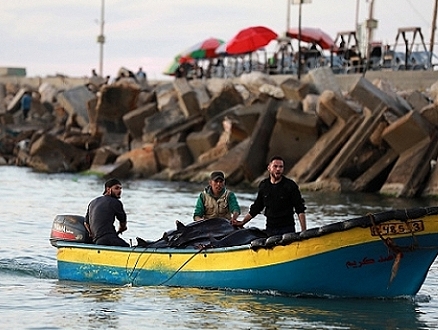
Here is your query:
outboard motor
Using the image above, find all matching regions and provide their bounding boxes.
[50,214,91,247]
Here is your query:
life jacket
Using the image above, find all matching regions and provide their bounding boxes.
[202,189,231,220]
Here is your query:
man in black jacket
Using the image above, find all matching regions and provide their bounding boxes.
[84,178,130,247]
[232,156,307,235]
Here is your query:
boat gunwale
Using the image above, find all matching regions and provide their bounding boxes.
[53,206,438,253]
[56,240,250,253]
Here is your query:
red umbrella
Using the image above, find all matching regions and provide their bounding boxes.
[286,27,335,50]
[225,26,278,55]
[178,37,224,61]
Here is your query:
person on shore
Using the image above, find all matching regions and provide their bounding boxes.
[175,64,186,78]
[231,156,307,236]
[136,67,147,83]
[84,178,130,247]
[20,91,32,120]
[193,171,241,222]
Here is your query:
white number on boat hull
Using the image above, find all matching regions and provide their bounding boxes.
[370,220,424,236]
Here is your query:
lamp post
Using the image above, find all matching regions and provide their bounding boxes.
[292,0,311,80]
[97,0,105,76]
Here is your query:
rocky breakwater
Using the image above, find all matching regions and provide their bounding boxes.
[1,67,438,198]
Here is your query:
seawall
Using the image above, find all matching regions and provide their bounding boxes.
[1,70,438,92]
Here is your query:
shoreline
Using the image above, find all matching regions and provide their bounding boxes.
[1,69,438,92]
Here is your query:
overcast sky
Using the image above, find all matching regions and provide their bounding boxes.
[0,0,434,81]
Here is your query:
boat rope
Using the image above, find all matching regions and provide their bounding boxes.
[368,212,426,287]
[124,244,208,286]
[156,246,207,286]
[125,246,157,284]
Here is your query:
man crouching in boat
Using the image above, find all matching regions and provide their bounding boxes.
[193,171,241,222]
[84,178,130,247]
[232,156,307,236]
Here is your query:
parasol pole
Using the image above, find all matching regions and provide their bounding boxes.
[355,0,360,33]
[298,0,302,79]
[430,0,438,66]
[293,0,311,80]
[97,0,105,76]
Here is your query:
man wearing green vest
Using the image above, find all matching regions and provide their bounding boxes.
[193,171,241,222]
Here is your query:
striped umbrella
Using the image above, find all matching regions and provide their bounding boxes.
[178,37,224,61]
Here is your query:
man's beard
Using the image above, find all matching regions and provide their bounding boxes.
[110,191,120,198]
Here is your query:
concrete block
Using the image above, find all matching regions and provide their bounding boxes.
[203,138,251,185]
[368,121,388,147]
[349,76,411,117]
[302,94,319,114]
[241,98,280,181]
[0,113,14,124]
[288,115,361,183]
[238,72,277,95]
[306,66,343,96]
[372,78,413,112]
[155,82,178,111]
[382,110,433,154]
[136,90,156,108]
[420,103,438,127]
[92,159,133,180]
[186,130,220,160]
[319,90,359,122]
[28,134,89,173]
[142,107,185,143]
[422,161,438,197]
[280,78,311,101]
[173,78,201,117]
[205,102,263,137]
[316,101,337,127]
[91,146,119,167]
[198,143,229,164]
[154,114,205,143]
[155,141,193,170]
[190,80,211,109]
[0,83,5,112]
[6,87,26,113]
[405,90,431,112]
[58,86,96,127]
[380,137,438,197]
[96,84,140,121]
[352,149,398,192]
[116,143,158,178]
[268,105,319,170]
[318,106,387,181]
[123,103,158,139]
[204,83,243,121]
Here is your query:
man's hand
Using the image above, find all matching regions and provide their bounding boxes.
[231,219,245,227]
[117,223,127,234]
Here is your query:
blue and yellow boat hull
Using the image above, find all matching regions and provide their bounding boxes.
[55,207,438,298]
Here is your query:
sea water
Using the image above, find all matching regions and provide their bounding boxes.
[1,165,438,329]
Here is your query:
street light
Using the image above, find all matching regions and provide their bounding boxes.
[97,0,105,76]
[292,0,311,80]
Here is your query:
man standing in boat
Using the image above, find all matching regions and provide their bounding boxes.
[84,178,130,247]
[232,156,307,235]
[193,171,241,222]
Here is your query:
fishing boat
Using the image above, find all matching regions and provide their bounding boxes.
[50,206,438,298]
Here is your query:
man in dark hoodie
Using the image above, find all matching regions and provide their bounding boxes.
[84,178,130,247]
[232,156,307,236]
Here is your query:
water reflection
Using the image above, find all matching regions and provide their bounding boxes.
[51,283,128,329]
[157,287,429,330]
